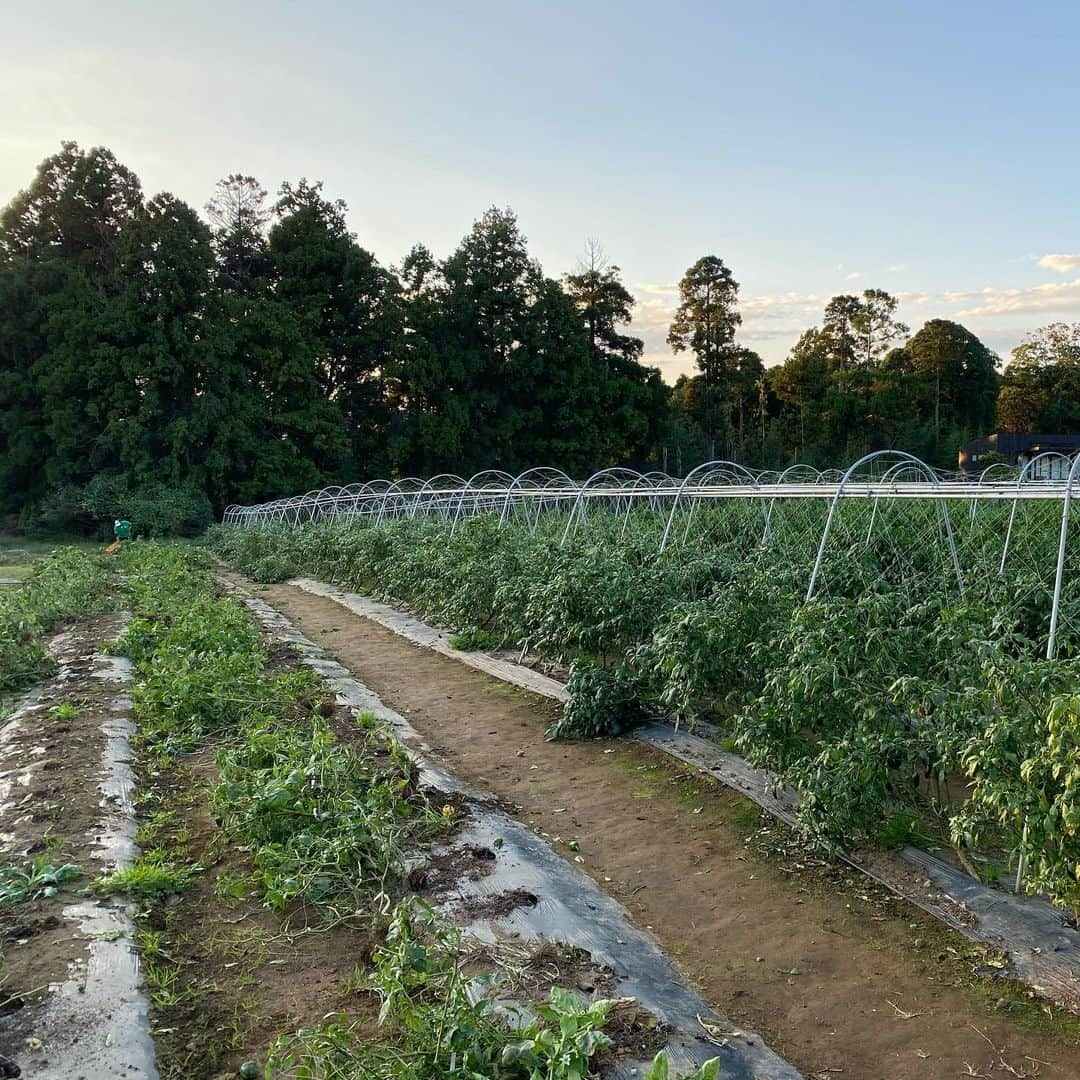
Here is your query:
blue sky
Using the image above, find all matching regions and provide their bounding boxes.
[3,0,1079,378]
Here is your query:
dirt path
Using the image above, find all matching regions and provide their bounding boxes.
[247,578,1080,1080]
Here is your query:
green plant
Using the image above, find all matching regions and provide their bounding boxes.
[94,854,191,901]
[449,626,499,651]
[267,900,622,1079]
[0,547,111,693]
[549,659,647,740]
[214,716,448,918]
[203,503,1080,915]
[644,1053,720,1080]
[0,858,80,904]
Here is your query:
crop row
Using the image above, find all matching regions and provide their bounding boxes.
[205,511,1080,920]
[0,548,111,696]
[114,543,710,1079]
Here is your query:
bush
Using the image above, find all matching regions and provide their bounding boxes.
[548,659,647,740]
[30,477,214,539]
[248,553,297,583]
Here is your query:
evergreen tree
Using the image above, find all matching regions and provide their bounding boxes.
[270,180,401,478]
[667,256,742,458]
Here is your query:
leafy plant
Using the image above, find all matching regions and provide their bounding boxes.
[449,626,499,651]
[0,858,80,904]
[549,659,647,740]
[268,900,623,1079]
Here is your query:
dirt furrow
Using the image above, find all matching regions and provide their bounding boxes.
[247,577,1080,1080]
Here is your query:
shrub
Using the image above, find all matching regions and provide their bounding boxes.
[548,659,647,740]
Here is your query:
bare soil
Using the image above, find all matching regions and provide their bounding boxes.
[0,615,125,1045]
[253,578,1080,1080]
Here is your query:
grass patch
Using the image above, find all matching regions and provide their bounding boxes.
[449,626,500,651]
[94,854,192,901]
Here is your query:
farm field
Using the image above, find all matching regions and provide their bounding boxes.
[205,483,1080,927]
[2,534,1078,1078]
[2,544,757,1080]
[228,569,1080,1078]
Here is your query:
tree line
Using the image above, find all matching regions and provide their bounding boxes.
[667,262,1080,471]
[1,143,1077,530]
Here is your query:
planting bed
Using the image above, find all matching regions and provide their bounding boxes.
[205,510,1080,928]
[282,573,1080,1011]
[2,543,757,1080]
[232,571,1080,1079]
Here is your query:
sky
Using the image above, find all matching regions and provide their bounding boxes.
[3,0,1080,380]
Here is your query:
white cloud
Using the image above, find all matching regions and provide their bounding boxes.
[633,282,679,297]
[630,271,1080,380]
[947,279,1080,318]
[844,271,863,281]
[887,263,907,273]
[1037,253,1080,273]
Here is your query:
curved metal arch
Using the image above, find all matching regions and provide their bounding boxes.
[967,461,1018,523]
[499,467,576,526]
[999,452,1076,573]
[778,464,822,484]
[658,460,758,553]
[447,469,517,532]
[374,476,426,524]
[560,467,646,547]
[806,450,963,600]
[412,473,468,519]
[617,471,680,532]
[1046,452,1080,658]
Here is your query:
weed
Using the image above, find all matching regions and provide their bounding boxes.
[94,854,191,901]
[449,626,499,651]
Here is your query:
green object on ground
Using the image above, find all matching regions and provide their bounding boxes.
[114,519,133,541]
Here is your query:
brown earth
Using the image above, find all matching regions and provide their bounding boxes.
[250,577,1080,1080]
[134,743,386,1079]
[0,614,125,1046]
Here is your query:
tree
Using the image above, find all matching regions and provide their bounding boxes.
[771,328,831,457]
[0,143,145,501]
[565,240,643,367]
[820,295,862,378]
[852,289,908,369]
[564,242,666,466]
[208,173,347,499]
[905,319,998,437]
[108,193,225,495]
[667,256,742,458]
[998,324,1080,433]
[270,179,401,478]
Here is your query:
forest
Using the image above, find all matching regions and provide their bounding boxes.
[1,142,1078,532]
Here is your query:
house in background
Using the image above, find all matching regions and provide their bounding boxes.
[958,433,1080,477]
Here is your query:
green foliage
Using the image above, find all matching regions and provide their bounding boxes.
[31,477,213,539]
[449,626,499,651]
[93,854,191,901]
[214,716,447,916]
[267,900,623,1080]
[247,553,297,583]
[0,546,109,692]
[209,504,1080,916]
[0,858,80,904]
[550,659,647,740]
[1,146,671,517]
[118,541,449,921]
[644,1054,720,1080]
